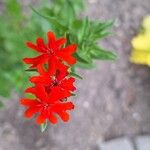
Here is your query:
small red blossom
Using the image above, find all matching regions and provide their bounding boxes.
[23,31,77,68]
[29,64,76,95]
[20,85,74,124]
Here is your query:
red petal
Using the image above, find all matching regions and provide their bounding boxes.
[25,87,36,94]
[35,84,48,102]
[60,102,75,110]
[48,113,58,124]
[24,106,40,118]
[29,76,40,83]
[47,56,57,75]
[59,44,77,54]
[60,77,76,91]
[30,76,52,85]
[36,38,47,52]
[36,113,46,124]
[56,38,66,48]
[37,65,46,75]
[58,111,70,122]
[56,61,69,81]
[20,98,40,107]
[56,60,69,71]
[48,87,71,102]
[56,44,77,65]
[56,71,68,82]
[52,102,74,112]
[26,42,44,53]
[25,85,48,102]
[47,31,56,48]
[57,53,76,65]
[23,54,49,68]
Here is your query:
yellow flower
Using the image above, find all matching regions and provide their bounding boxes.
[130,50,150,66]
[130,15,150,66]
[132,34,150,51]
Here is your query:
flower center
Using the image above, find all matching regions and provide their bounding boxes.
[47,48,54,55]
[53,79,58,86]
[45,79,59,93]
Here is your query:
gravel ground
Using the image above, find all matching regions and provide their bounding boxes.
[0,0,150,150]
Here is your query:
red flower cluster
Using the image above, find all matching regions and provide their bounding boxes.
[21,31,77,125]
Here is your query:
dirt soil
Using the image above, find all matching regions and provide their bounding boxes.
[0,0,150,150]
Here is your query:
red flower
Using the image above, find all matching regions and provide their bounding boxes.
[29,63,76,95]
[23,31,77,68]
[21,84,74,124]
[21,31,77,126]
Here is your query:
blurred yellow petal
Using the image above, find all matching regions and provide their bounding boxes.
[142,15,150,32]
[131,34,150,51]
[130,50,149,65]
[130,15,150,66]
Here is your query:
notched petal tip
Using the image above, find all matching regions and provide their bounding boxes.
[58,111,70,122]
[20,99,26,105]
[56,37,67,47]
[26,41,33,47]
[48,113,58,124]
[24,109,34,118]
[63,102,75,110]
[24,87,35,94]
[36,37,44,43]
[36,114,46,125]
[23,58,28,63]
[47,31,56,42]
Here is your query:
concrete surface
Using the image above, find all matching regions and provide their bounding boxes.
[135,136,150,150]
[98,136,150,150]
[99,138,134,150]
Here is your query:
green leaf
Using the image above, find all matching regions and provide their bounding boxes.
[90,48,117,60]
[25,94,36,99]
[67,0,84,14]
[76,61,95,69]
[78,17,89,43]
[95,20,114,32]
[71,93,76,96]
[40,120,48,132]
[74,53,91,64]
[69,72,83,79]
[30,6,68,31]
[25,68,37,72]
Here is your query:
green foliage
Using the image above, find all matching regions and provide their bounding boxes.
[69,72,83,79]
[0,0,116,103]
[40,120,48,132]
[0,0,37,99]
[35,1,116,69]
